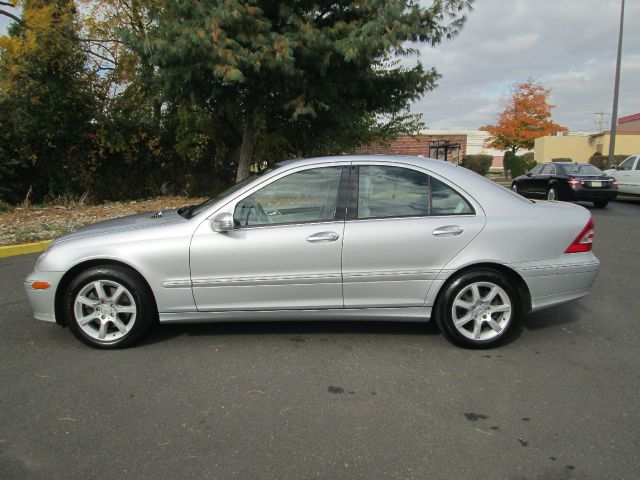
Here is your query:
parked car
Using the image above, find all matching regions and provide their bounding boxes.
[605,154,640,195]
[25,156,600,349]
[511,162,618,208]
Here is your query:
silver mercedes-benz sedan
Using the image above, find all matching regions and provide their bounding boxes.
[24,155,599,349]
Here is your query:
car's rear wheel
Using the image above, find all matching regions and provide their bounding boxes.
[435,270,520,349]
[547,186,558,201]
[593,200,608,208]
[62,266,156,349]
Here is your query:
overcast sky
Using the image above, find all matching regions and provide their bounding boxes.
[409,0,640,132]
[2,0,638,132]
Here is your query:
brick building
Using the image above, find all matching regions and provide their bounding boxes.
[357,130,513,169]
[618,113,640,133]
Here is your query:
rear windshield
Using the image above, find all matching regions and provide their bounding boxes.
[559,164,603,176]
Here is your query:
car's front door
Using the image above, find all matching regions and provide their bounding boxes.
[610,156,637,194]
[519,164,543,195]
[341,163,486,308]
[190,165,347,311]
[632,156,640,194]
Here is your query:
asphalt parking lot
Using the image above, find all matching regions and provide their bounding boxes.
[1,198,639,480]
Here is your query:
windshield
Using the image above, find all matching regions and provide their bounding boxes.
[559,164,603,176]
[186,164,280,218]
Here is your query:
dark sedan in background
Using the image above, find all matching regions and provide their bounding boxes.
[512,162,618,208]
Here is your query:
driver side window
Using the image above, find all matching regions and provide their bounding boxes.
[619,157,635,170]
[234,166,344,227]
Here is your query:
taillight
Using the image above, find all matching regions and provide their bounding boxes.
[611,180,618,190]
[567,177,583,189]
[565,218,594,253]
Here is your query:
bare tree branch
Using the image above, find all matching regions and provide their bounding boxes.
[80,47,117,67]
[0,8,23,25]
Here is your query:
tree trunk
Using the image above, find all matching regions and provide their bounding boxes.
[236,106,259,182]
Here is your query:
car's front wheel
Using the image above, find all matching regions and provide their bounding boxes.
[435,270,520,349]
[62,265,156,349]
[511,183,519,194]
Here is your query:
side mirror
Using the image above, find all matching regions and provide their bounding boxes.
[526,172,533,177]
[211,212,234,232]
[610,164,618,170]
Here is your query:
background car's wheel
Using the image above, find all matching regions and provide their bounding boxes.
[62,265,156,349]
[547,186,558,201]
[511,183,519,193]
[435,269,520,349]
[593,200,608,208]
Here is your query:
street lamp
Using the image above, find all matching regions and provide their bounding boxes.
[608,0,625,167]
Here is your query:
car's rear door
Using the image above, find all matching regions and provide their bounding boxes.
[341,162,486,308]
[534,164,554,197]
[189,164,348,311]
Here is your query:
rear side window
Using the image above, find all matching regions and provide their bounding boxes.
[431,178,474,215]
[355,165,474,219]
[357,166,429,219]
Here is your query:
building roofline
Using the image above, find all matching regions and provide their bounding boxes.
[619,113,640,124]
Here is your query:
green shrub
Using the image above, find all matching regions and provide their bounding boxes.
[552,157,573,162]
[460,154,493,176]
[521,152,535,162]
[504,151,536,178]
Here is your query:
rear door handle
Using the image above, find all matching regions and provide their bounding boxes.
[306,231,340,243]
[432,225,464,237]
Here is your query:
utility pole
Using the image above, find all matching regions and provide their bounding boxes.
[608,0,625,167]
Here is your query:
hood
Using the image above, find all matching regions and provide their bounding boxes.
[51,209,186,245]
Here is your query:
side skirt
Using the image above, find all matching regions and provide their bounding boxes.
[159,306,431,324]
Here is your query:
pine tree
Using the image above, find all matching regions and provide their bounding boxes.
[141,0,474,181]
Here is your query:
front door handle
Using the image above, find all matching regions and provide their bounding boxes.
[306,231,340,243]
[432,225,464,237]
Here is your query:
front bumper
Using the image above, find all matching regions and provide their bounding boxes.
[513,252,600,312]
[24,270,65,323]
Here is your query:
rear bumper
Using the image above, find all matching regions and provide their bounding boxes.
[24,271,65,323]
[512,253,599,312]
[569,189,617,201]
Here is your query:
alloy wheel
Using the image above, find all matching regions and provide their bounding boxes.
[73,280,137,342]
[450,281,512,341]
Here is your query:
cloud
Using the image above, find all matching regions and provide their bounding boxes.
[2,0,638,132]
[409,0,640,131]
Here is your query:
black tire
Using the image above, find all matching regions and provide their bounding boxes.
[435,269,520,349]
[593,200,608,208]
[62,265,156,349]
[547,186,558,201]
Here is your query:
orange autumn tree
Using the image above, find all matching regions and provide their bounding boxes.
[481,78,566,154]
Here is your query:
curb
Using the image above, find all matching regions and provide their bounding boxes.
[0,240,52,259]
